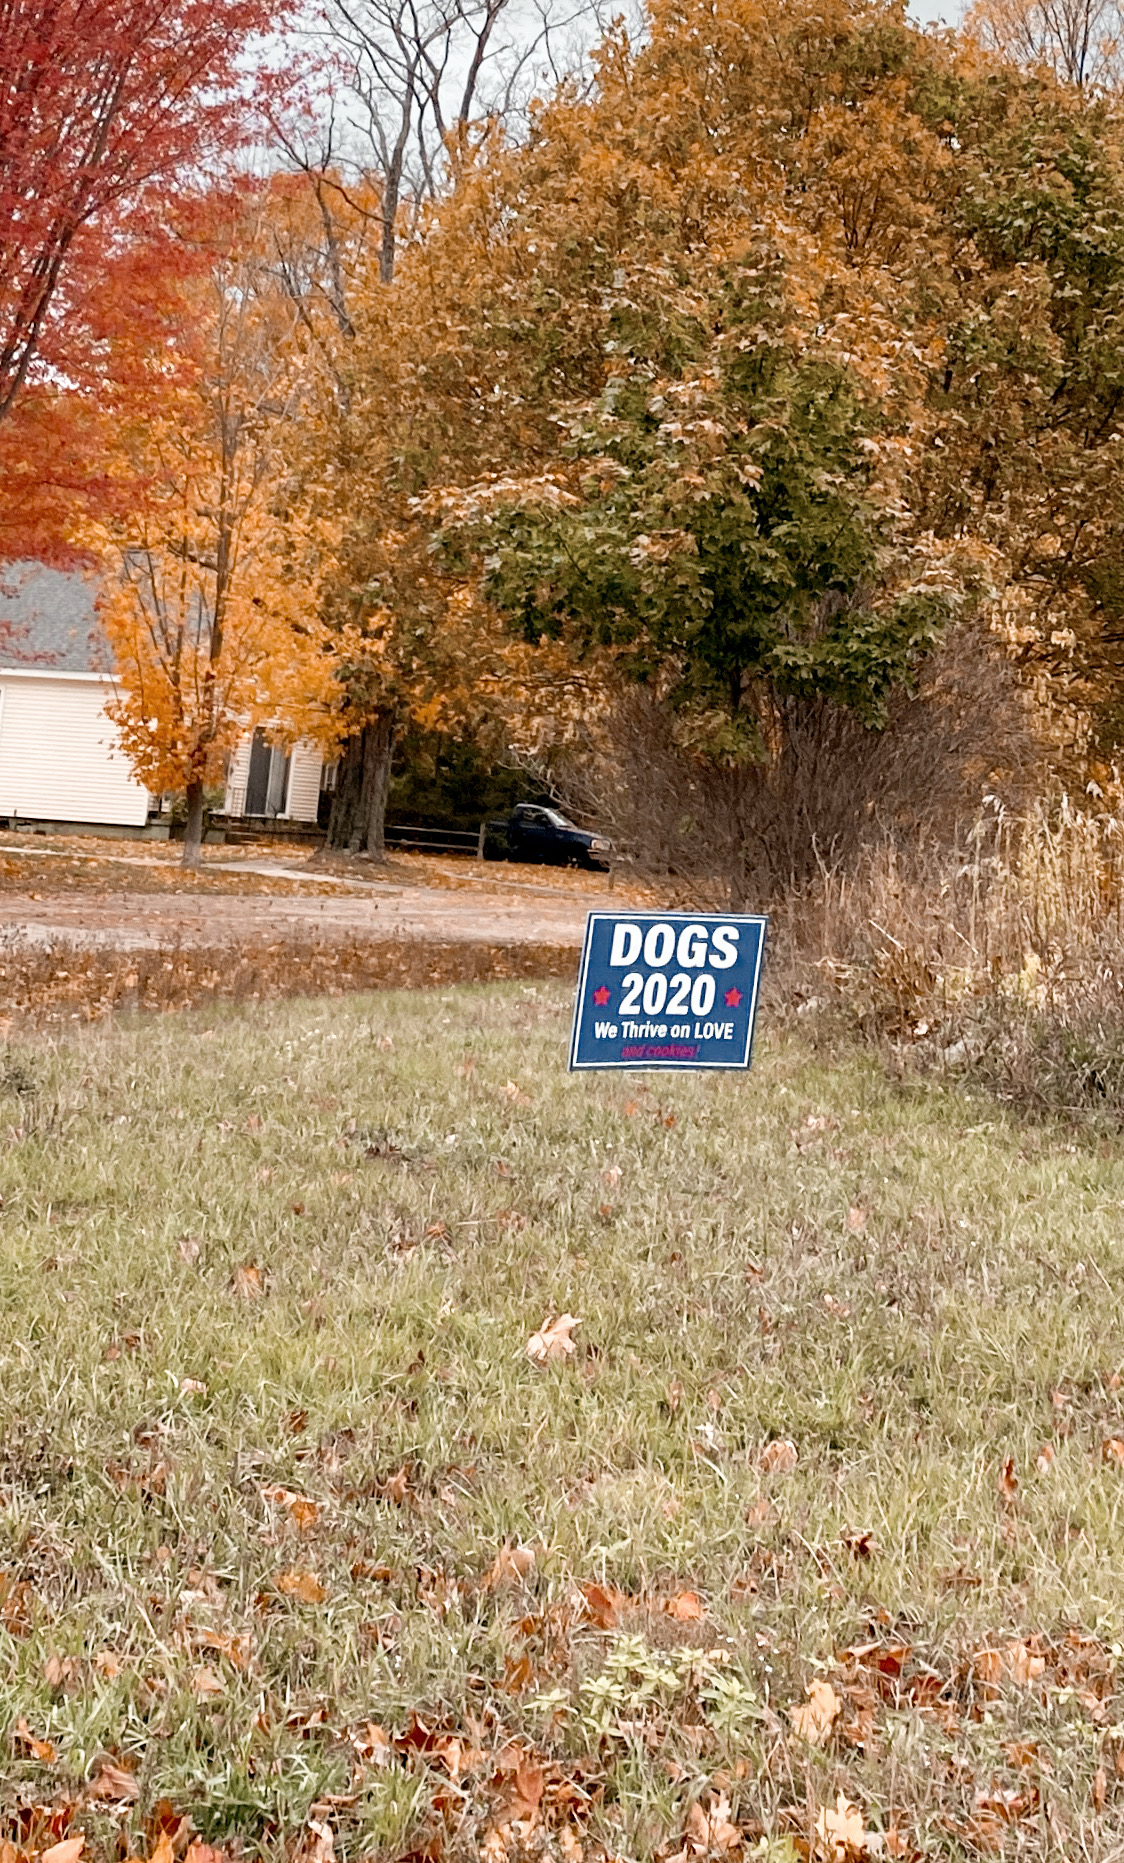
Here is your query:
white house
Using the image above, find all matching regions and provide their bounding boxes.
[0,561,154,832]
[0,562,325,835]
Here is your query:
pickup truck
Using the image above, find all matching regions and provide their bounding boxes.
[486,803,613,870]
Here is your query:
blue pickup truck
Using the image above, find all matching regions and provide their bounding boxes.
[486,803,613,870]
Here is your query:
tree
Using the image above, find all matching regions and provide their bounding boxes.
[0,0,280,427]
[84,185,339,865]
[965,0,1124,89]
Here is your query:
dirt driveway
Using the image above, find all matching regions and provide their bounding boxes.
[0,838,633,952]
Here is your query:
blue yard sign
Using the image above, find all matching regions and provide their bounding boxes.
[569,912,767,1071]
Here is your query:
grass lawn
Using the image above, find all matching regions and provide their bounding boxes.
[3,982,1124,1861]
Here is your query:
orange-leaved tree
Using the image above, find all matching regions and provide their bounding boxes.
[84,182,341,864]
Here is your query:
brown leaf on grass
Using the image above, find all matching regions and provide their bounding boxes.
[759,1439,798,1474]
[745,1498,772,1527]
[191,1665,224,1696]
[230,1262,264,1300]
[44,1653,79,1692]
[685,1792,741,1853]
[14,1718,57,1763]
[1094,1766,1107,1812]
[177,1235,202,1264]
[379,1465,412,1505]
[147,1834,177,1863]
[526,1314,580,1364]
[261,1484,320,1531]
[480,1542,536,1590]
[1005,1641,1047,1686]
[93,1648,124,1678]
[998,1457,1019,1499]
[789,1679,843,1746]
[845,1206,868,1234]
[491,1746,545,1826]
[580,1581,628,1629]
[814,1792,869,1859]
[1035,1444,1056,1473]
[87,1758,140,1802]
[662,1589,705,1622]
[276,1570,328,1603]
[41,1843,84,1863]
[1102,1438,1124,1466]
[349,1721,393,1767]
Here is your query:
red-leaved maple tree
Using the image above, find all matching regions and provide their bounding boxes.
[0,0,282,428]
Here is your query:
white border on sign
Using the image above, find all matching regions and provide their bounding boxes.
[568,911,769,1071]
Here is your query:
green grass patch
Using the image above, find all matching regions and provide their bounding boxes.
[2,983,1124,1859]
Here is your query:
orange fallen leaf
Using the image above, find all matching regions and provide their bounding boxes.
[191,1664,225,1696]
[1005,1641,1046,1686]
[759,1439,798,1474]
[526,1314,580,1364]
[745,1497,772,1526]
[88,1758,140,1801]
[998,1457,1019,1499]
[1035,1444,1056,1474]
[685,1792,741,1853]
[663,1588,706,1622]
[41,1843,84,1863]
[580,1580,628,1628]
[231,1262,264,1300]
[480,1541,536,1590]
[276,1569,328,1603]
[261,1484,320,1531]
[13,1716,57,1763]
[93,1648,124,1678]
[789,1679,842,1746]
[1103,1438,1124,1466]
[815,1792,869,1859]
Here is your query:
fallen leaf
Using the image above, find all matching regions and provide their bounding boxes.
[686,1791,741,1853]
[526,1314,580,1364]
[41,1843,84,1863]
[480,1542,536,1590]
[93,1648,124,1678]
[349,1721,393,1766]
[88,1758,141,1801]
[1035,1444,1056,1474]
[790,1679,843,1746]
[493,1750,545,1825]
[815,1791,868,1859]
[1102,1438,1124,1466]
[180,1377,207,1397]
[276,1569,328,1603]
[191,1664,225,1696]
[845,1206,868,1233]
[759,1439,798,1474]
[745,1497,772,1526]
[580,1580,628,1628]
[177,1235,202,1264]
[1005,1641,1046,1686]
[999,1457,1019,1499]
[231,1262,264,1300]
[13,1717,56,1762]
[262,1484,320,1531]
[1095,1766,1107,1812]
[663,1588,705,1621]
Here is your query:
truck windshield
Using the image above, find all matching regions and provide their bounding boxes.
[544,809,575,829]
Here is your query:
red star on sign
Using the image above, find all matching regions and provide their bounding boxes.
[593,985,612,1006]
[724,985,743,1007]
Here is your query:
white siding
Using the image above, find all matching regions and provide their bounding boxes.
[224,735,253,817]
[0,674,150,827]
[286,742,322,822]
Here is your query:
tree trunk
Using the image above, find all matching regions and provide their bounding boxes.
[182,779,206,868]
[326,714,395,857]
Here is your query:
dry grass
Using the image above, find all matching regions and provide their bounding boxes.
[768,796,1124,1120]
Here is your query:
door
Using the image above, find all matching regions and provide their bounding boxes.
[244,729,291,817]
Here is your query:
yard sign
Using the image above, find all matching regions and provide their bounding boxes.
[569,913,767,1071]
